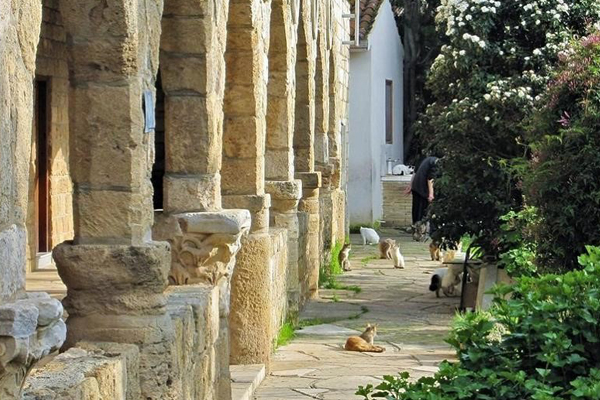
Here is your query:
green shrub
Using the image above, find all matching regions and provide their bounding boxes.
[526,32,600,271]
[497,207,540,278]
[357,246,600,399]
[420,0,600,256]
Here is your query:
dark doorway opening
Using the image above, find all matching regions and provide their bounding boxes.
[151,72,166,210]
[34,79,50,253]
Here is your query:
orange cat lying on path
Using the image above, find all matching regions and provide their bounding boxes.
[344,324,385,353]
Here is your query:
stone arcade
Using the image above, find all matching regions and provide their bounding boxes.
[0,0,350,398]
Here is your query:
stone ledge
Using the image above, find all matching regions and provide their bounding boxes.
[295,172,322,189]
[231,364,266,400]
[222,194,272,212]
[23,347,128,400]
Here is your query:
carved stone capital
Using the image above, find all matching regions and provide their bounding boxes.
[0,293,66,399]
[153,210,251,287]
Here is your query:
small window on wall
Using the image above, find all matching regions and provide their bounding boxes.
[385,80,393,144]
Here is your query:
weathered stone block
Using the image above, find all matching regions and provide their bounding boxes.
[160,17,208,54]
[296,171,322,189]
[23,347,127,400]
[161,55,208,95]
[163,174,221,213]
[221,156,264,195]
[164,94,220,173]
[265,180,302,200]
[0,225,26,302]
[53,242,171,316]
[0,302,38,337]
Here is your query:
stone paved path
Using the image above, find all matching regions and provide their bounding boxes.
[254,230,460,399]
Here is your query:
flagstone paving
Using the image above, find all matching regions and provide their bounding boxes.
[254,230,460,399]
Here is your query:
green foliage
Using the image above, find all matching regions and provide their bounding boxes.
[420,0,600,256]
[497,207,540,277]
[276,322,296,348]
[319,241,344,288]
[349,221,381,234]
[357,246,600,399]
[360,255,378,265]
[526,33,600,271]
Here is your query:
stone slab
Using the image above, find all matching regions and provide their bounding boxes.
[230,364,266,400]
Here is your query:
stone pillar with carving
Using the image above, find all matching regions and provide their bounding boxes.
[0,3,67,397]
[156,0,253,398]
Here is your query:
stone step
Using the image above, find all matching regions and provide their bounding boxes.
[231,364,266,400]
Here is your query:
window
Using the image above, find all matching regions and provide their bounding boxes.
[385,80,393,144]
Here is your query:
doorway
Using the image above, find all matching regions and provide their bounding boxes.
[34,78,51,258]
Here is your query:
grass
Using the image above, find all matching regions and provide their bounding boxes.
[331,293,340,302]
[361,255,378,265]
[276,321,296,347]
[321,279,362,293]
[349,220,382,234]
[298,306,370,328]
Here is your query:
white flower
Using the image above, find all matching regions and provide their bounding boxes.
[484,94,492,101]
[485,116,490,122]
[533,49,542,56]
[459,50,466,56]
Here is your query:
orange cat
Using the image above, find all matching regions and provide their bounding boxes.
[344,324,385,353]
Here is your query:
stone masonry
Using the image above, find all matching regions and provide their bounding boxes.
[0,0,351,398]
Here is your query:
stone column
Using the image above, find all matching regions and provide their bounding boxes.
[52,1,177,398]
[315,0,336,258]
[0,3,66,398]
[160,0,229,213]
[264,0,308,318]
[155,1,252,398]
[223,0,280,366]
[294,0,322,300]
[327,0,351,245]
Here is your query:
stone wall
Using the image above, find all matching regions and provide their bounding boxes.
[382,177,412,228]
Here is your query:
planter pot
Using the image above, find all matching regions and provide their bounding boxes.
[476,262,514,310]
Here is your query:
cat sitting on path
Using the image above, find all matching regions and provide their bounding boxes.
[379,239,396,259]
[338,243,352,271]
[360,227,380,245]
[344,324,385,353]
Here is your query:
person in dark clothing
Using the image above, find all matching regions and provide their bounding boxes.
[404,156,439,225]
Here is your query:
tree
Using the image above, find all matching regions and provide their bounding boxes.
[420,0,600,256]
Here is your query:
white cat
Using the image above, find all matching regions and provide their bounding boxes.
[391,245,405,269]
[360,227,380,245]
[392,164,414,176]
[428,265,464,297]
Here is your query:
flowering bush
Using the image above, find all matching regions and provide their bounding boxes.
[418,0,600,255]
[357,246,600,399]
[526,32,600,271]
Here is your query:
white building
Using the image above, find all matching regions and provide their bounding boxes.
[348,0,404,225]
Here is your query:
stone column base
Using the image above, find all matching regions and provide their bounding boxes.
[296,172,322,300]
[229,228,288,367]
[265,180,305,319]
[53,241,176,399]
